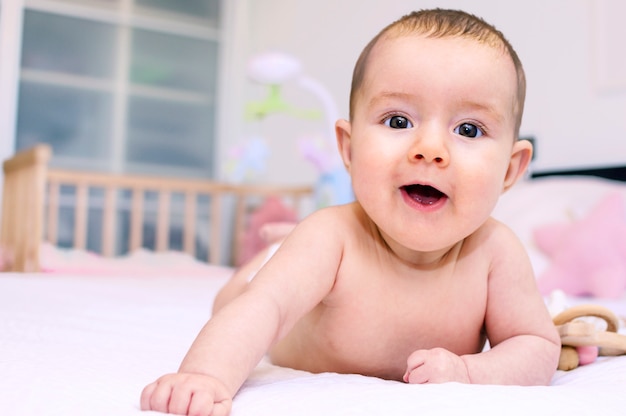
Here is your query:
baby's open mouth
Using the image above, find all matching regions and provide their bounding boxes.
[402,184,446,206]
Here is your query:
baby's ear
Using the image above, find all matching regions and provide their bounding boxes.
[503,138,533,192]
[335,119,352,171]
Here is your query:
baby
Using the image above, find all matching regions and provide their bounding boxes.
[141,9,561,416]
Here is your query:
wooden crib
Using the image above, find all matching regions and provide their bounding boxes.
[1,144,313,272]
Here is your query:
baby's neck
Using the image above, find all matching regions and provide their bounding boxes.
[377,228,465,270]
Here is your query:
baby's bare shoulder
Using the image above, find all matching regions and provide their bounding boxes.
[458,218,532,279]
[467,217,525,251]
[299,203,368,234]
[280,203,367,258]
[469,217,535,286]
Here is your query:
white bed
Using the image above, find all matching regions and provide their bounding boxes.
[1,269,626,416]
[2,163,626,415]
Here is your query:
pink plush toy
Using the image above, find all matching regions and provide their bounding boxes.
[237,196,298,266]
[534,192,626,299]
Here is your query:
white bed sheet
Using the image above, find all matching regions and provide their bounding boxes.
[2,272,626,416]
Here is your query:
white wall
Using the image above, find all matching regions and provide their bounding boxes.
[222,0,626,187]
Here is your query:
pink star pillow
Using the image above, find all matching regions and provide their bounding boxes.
[534,192,626,298]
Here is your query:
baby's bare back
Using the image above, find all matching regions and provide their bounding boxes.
[269,215,492,381]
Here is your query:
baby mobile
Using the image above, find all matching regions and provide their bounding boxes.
[224,51,353,208]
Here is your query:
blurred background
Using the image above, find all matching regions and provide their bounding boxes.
[0,0,624,188]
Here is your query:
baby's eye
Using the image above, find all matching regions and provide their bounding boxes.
[384,115,413,129]
[454,122,484,138]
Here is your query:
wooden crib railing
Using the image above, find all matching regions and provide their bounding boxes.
[1,144,313,272]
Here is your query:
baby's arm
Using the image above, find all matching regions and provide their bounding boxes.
[405,224,560,386]
[466,227,560,385]
[212,243,278,314]
[140,209,343,415]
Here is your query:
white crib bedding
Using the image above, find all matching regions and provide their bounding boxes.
[1,271,625,416]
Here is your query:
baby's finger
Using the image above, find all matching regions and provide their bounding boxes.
[404,350,427,380]
[147,380,174,412]
[406,366,430,384]
[187,390,214,416]
[211,398,233,416]
[168,388,193,415]
[406,349,427,368]
[139,382,157,410]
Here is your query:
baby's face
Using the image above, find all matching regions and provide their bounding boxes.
[339,34,522,255]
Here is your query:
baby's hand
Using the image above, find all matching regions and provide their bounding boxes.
[140,373,232,416]
[403,348,470,384]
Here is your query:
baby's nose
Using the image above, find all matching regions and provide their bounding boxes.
[409,133,449,166]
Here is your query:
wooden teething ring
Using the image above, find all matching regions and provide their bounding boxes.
[553,304,619,332]
[553,304,625,357]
